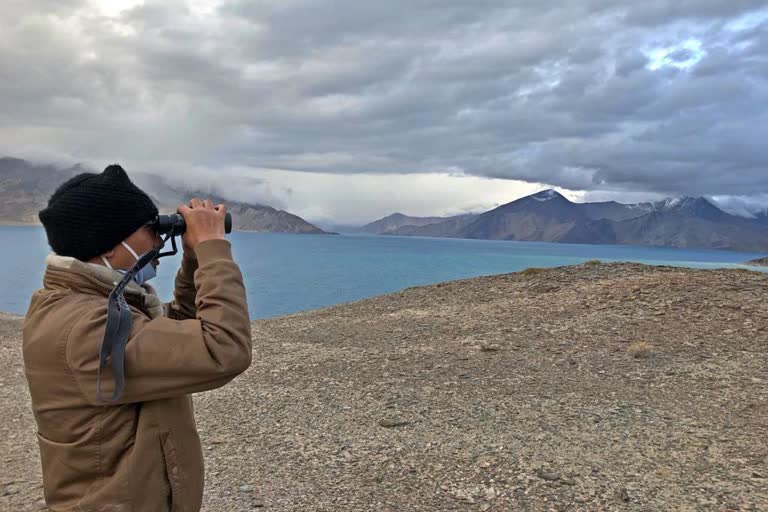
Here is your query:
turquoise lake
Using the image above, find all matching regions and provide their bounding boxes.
[2,226,764,318]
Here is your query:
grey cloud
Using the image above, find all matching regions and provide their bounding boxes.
[131,165,287,210]
[2,0,84,17]
[620,0,768,25]
[712,194,768,217]
[665,48,696,63]
[0,0,766,210]
[615,51,649,76]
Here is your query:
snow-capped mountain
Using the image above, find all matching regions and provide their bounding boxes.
[363,190,768,251]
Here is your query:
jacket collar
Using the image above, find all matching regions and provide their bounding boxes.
[43,254,165,319]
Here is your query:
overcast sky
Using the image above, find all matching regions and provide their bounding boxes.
[1,0,767,223]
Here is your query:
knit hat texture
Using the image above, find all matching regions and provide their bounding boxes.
[39,164,159,261]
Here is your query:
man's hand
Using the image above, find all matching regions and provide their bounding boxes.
[178,198,227,256]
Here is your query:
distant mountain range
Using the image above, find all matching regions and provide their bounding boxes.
[0,157,332,235]
[6,156,767,252]
[0,157,84,224]
[358,212,479,235]
[361,189,768,252]
[130,172,331,234]
[187,195,329,234]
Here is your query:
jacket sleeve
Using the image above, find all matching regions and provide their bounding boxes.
[66,239,253,405]
[165,252,199,320]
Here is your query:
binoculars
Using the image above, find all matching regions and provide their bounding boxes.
[152,213,233,237]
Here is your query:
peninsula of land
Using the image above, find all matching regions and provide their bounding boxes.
[0,157,333,234]
[1,263,766,511]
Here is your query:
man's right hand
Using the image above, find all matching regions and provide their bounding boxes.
[178,198,227,253]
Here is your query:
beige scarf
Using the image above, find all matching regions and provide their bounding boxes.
[45,254,166,319]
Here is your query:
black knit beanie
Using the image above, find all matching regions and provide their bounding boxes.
[39,164,159,261]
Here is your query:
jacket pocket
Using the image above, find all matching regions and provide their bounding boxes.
[160,432,186,512]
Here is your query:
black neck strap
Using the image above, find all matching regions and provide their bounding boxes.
[96,234,177,402]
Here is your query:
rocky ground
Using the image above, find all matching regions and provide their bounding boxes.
[747,257,768,267]
[1,262,767,511]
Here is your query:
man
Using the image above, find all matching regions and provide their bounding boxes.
[23,164,252,511]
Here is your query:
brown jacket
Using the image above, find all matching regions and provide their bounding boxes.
[23,239,252,512]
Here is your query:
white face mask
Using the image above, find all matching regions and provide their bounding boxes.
[101,241,157,285]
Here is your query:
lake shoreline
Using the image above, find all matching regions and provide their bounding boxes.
[1,226,766,318]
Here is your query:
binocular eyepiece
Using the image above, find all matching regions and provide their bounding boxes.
[152,213,233,237]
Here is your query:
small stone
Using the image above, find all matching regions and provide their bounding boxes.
[752,471,765,479]
[379,418,410,428]
[619,487,630,502]
[535,469,560,481]
[239,484,255,492]
[560,478,576,486]
[479,343,500,352]
[1,485,20,497]
[33,500,47,511]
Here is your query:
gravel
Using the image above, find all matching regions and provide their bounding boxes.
[1,262,767,511]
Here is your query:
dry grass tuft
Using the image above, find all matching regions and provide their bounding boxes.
[627,341,654,359]
[583,259,602,266]
[521,267,545,276]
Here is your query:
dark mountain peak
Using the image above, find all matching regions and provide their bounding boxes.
[182,189,268,210]
[653,196,710,211]
[359,212,454,234]
[492,189,572,213]
[530,189,567,202]
[651,196,725,220]
[0,156,25,166]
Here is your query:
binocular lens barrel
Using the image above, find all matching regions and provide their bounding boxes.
[155,213,233,236]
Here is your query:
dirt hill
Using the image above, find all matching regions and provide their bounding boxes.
[1,263,766,511]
